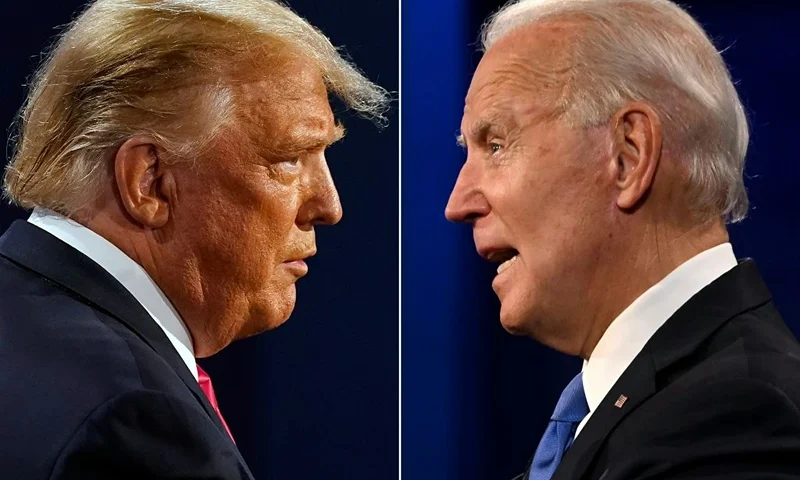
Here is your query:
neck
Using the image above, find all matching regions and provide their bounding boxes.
[79,209,161,282]
[77,203,208,348]
[80,207,229,358]
[578,217,729,359]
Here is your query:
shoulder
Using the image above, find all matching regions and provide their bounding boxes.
[635,374,800,435]
[598,309,800,478]
[638,303,800,433]
[0,267,144,394]
[668,302,800,412]
[49,390,246,480]
[601,374,800,478]
[0,262,184,478]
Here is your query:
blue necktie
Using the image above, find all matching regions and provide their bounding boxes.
[528,372,590,480]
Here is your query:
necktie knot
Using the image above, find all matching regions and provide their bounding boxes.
[528,372,589,480]
[551,372,589,423]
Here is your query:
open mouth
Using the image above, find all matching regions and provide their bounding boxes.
[487,249,519,274]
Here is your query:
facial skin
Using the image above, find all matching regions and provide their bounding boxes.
[86,54,343,357]
[445,22,729,358]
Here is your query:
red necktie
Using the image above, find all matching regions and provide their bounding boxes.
[197,365,235,442]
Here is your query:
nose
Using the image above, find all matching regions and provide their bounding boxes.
[444,161,489,223]
[297,154,343,228]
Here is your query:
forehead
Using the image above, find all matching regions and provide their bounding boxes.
[463,21,577,129]
[234,56,336,150]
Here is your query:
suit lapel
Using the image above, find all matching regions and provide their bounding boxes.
[0,221,231,440]
[549,259,772,480]
[552,349,657,480]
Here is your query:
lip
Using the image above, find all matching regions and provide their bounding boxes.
[491,258,516,292]
[283,259,309,276]
[476,246,497,260]
[282,250,316,276]
[476,245,504,260]
[475,242,517,262]
[488,249,520,294]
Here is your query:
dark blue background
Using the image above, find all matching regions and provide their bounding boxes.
[1,1,398,479]
[402,1,800,479]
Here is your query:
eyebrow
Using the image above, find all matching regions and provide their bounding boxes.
[331,122,346,144]
[290,122,346,153]
[456,118,502,148]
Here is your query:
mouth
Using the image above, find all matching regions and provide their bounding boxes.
[495,251,519,274]
[283,249,316,275]
[480,247,520,274]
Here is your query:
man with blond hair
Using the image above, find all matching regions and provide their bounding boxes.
[0,0,387,478]
[446,0,800,478]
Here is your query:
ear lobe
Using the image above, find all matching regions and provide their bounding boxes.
[114,136,172,228]
[612,104,662,211]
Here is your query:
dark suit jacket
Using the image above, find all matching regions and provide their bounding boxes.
[518,258,800,480]
[0,220,254,479]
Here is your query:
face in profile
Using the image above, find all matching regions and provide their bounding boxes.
[445,26,615,351]
[167,55,343,355]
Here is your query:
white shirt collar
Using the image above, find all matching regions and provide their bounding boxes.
[575,242,737,437]
[27,208,198,381]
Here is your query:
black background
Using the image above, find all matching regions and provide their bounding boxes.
[1,1,398,479]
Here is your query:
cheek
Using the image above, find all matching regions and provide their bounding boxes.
[228,187,302,279]
[503,156,602,235]
[221,165,299,230]
[491,160,609,301]
[176,167,302,277]
[485,161,555,238]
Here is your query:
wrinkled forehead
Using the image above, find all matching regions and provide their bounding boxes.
[233,55,339,152]
[463,21,577,127]
[237,54,329,112]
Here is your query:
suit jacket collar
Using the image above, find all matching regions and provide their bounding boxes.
[28,207,199,381]
[548,259,772,480]
[0,220,234,442]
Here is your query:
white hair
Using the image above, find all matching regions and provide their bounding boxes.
[482,0,750,223]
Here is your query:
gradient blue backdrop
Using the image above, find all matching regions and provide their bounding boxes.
[1,2,398,479]
[402,1,800,479]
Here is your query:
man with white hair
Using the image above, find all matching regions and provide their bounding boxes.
[0,0,387,478]
[446,0,800,478]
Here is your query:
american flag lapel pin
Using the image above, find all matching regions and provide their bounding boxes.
[614,394,628,408]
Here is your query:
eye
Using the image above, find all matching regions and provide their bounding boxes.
[275,157,301,174]
[489,142,502,155]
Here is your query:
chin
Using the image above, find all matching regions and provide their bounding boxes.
[235,314,289,341]
[269,304,295,330]
[498,304,530,336]
[241,287,297,337]
[499,295,556,344]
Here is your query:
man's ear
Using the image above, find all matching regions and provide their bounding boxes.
[610,102,663,211]
[113,136,174,228]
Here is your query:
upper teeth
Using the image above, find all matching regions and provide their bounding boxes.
[497,254,519,274]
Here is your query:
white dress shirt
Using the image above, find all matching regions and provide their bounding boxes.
[28,208,198,381]
[574,243,738,438]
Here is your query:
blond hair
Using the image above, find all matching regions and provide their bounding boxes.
[4,0,389,215]
[482,0,749,223]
